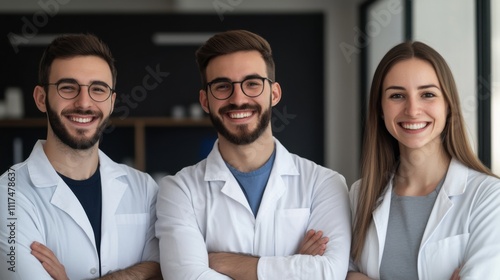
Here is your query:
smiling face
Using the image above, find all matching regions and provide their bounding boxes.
[200,50,281,145]
[381,58,448,152]
[34,55,116,150]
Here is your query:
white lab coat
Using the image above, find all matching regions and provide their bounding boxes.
[156,138,351,280]
[349,158,500,279]
[0,140,159,280]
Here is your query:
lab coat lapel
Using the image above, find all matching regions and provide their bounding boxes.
[205,140,253,212]
[420,159,466,249]
[257,141,296,216]
[221,178,252,211]
[99,151,127,267]
[28,140,96,247]
[51,181,96,248]
[255,169,286,220]
[370,182,392,274]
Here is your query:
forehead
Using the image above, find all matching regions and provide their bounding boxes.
[50,55,112,83]
[383,58,439,87]
[205,50,267,80]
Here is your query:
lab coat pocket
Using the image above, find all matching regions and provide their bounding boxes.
[115,213,149,262]
[275,208,310,255]
[422,233,469,279]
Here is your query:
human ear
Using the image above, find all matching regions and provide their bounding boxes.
[33,86,47,113]
[199,89,210,113]
[271,82,282,107]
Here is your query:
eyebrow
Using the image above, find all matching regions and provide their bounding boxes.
[208,74,265,84]
[384,84,440,92]
[56,78,110,85]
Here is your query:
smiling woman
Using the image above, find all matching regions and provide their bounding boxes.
[348,41,500,280]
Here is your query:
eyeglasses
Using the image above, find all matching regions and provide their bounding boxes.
[206,77,273,100]
[45,79,114,102]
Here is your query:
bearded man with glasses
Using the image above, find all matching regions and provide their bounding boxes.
[0,34,161,280]
[155,30,351,280]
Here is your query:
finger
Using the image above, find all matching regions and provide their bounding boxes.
[31,249,59,277]
[31,242,57,260]
[298,230,316,253]
[304,230,323,248]
[310,237,329,255]
[449,267,461,280]
[31,243,53,263]
[31,242,67,280]
[300,233,328,255]
[299,230,323,254]
[300,230,316,246]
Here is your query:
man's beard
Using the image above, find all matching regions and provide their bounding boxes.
[46,97,109,150]
[208,103,271,145]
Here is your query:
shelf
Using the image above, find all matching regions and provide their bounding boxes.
[0,117,212,171]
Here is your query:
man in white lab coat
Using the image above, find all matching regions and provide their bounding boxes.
[0,34,161,280]
[156,29,351,279]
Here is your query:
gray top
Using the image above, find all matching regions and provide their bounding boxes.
[379,178,444,279]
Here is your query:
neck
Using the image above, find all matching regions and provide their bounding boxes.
[218,131,275,173]
[395,142,451,196]
[43,134,99,180]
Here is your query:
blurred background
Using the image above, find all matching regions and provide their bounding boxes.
[1,0,498,185]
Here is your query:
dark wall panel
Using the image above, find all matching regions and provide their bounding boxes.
[1,13,324,174]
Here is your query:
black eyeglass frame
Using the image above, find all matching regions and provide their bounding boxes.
[205,77,274,100]
[44,80,115,102]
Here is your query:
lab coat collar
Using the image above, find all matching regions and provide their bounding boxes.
[204,137,299,182]
[440,158,468,197]
[26,140,129,254]
[203,137,299,215]
[27,140,128,188]
[27,140,61,188]
[372,179,393,268]
[420,158,467,248]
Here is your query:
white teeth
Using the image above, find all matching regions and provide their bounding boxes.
[70,117,92,123]
[229,112,252,119]
[401,122,427,130]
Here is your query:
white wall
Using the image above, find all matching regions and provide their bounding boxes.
[364,0,405,108]
[0,0,363,185]
[413,0,478,152]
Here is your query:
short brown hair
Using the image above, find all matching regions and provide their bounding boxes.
[195,30,275,87]
[38,33,117,89]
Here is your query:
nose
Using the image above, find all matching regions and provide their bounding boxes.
[74,85,93,108]
[405,96,421,117]
[228,82,247,104]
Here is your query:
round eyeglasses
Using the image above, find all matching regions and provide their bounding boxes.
[206,77,273,100]
[45,80,114,102]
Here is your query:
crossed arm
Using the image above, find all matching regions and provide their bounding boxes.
[30,242,162,280]
[208,229,329,280]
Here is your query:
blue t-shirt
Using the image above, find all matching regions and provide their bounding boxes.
[226,149,276,217]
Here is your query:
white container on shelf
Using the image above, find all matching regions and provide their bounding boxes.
[189,103,204,119]
[5,87,24,119]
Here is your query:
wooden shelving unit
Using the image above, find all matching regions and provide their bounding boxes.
[0,117,212,171]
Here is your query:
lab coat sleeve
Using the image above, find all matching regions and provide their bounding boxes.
[257,171,351,279]
[347,180,361,272]
[459,178,500,279]
[0,170,53,280]
[141,175,160,262]
[155,174,231,280]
